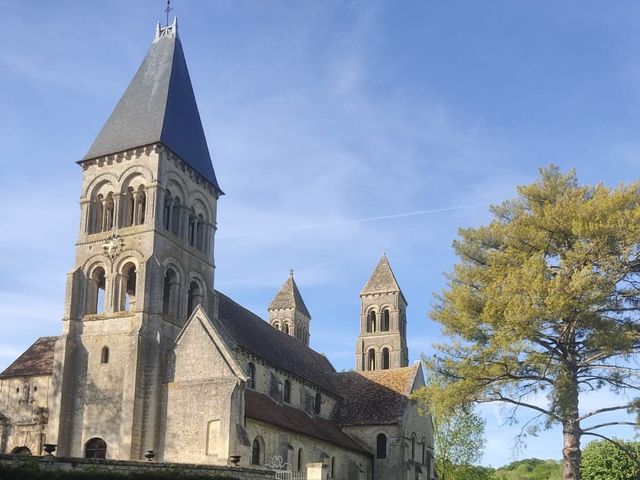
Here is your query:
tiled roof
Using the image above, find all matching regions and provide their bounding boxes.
[331,365,418,426]
[216,292,335,393]
[361,256,406,303]
[245,390,370,455]
[268,273,311,318]
[82,22,221,191]
[0,337,58,379]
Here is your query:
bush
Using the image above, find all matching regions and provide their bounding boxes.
[0,462,242,480]
[581,439,640,480]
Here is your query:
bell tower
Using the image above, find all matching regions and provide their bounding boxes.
[268,271,311,346]
[355,255,408,372]
[47,19,222,461]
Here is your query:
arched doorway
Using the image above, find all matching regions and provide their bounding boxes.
[11,446,32,455]
[84,437,107,459]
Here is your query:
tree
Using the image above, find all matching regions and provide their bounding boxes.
[581,439,640,480]
[430,402,486,480]
[418,167,640,480]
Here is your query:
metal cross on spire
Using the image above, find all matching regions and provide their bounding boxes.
[164,0,173,27]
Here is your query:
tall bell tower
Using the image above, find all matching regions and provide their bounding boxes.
[355,255,408,372]
[47,19,223,460]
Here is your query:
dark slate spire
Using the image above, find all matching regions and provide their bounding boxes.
[268,271,311,318]
[361,255,406,302]
[82,19,221,191]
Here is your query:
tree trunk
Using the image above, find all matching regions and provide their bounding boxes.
[561,328,582,480]
[562,418,581,480]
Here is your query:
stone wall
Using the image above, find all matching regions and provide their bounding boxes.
[0,374,51,455]
[246,418,371,480]
[0,454,274,480]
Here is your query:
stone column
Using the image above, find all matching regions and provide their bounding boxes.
[306,462,328,480]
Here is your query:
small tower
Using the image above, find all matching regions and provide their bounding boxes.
[268,271,311,346]
[356,255,408,371]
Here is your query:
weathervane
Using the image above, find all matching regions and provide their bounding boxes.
[164,0,173,27]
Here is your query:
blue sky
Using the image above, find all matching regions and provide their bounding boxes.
[2,0,639,467]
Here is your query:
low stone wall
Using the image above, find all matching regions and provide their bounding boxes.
[0,453,275,480]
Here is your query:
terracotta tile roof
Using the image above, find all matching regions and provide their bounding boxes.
[268,273,310,318]
[245,390,370,455]
[0,337,58,379]
[216,291,336,393]
[331,365,418,426]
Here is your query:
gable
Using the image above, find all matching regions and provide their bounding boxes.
[172,307,244,383]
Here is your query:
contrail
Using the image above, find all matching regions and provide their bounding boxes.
[217,202,491,240]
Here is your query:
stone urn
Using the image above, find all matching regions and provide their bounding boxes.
[229,455,241,466]
[43,444,56,456]
[144,450,155,462]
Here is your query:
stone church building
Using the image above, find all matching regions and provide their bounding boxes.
[0,20,434,480]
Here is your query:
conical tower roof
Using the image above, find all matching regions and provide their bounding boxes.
[361,255,406,302]
[268,272,311,318]
[81,20,221,192]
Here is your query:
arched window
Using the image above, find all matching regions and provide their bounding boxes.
[103,192,115,231]
[84,438,107,459]
[284,323,290,334]
[411,433,416,462]
[251,437,263,465]
[187,280,203,317]
[101,346,109,364]
[121,263,137,312]
[135,186,146,225]
[284,380,291,403]
[367,310,377,333]
[382,309,390,331]
[123,187,135,227]
[314,393,321,414]
[382,348,390,370]
[196,213,205,251]
[297,448,303,472]
[11,446,32,455]
[368,348,376,371]
[89,193,104,234]
[88,266,106,314]
[171,197,181,235]
[163,191,173,230]
[163,268,178,317]
[376,434,387,459]
[331,457,336,478]
[421,438,427,464]
[246,362,256,389]
[188,211,197,247]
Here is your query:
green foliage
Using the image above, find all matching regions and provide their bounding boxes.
[447,463,498,480]
[414,371,486,480]
[418,166,640,479]
[494,458,562,480]
[581,439,640,480]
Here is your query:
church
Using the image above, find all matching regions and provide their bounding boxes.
[0,19,434,480]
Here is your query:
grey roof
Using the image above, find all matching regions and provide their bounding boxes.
[268,273,311,318]
[216,291,334,393]
[0,337,58,379]
[82,22,220,191]
[360,255,406,302]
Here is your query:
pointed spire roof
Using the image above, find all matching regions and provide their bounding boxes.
[268,271,311,318]
[361,255,406,302]
[81,19,221,191]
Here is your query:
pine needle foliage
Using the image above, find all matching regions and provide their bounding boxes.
[418,166,640,480]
